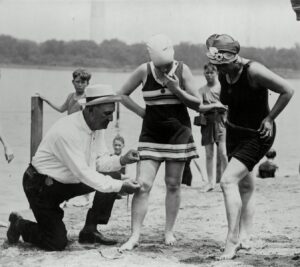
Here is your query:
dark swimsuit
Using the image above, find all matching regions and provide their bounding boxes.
[137,61,198,162]
[219,62,276,171]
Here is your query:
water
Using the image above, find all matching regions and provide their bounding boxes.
[0,67,299,214]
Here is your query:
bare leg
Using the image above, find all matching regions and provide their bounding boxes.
[203,144,215,191]
[238,172,255,250]
[119,160,160,251]
[164,161,185,245]
[219,158,249,260]
[216,141,228,184]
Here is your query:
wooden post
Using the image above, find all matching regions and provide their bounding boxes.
[30,96,43,160]
[115,102,120,134]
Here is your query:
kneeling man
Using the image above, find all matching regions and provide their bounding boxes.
[7,84,140,251]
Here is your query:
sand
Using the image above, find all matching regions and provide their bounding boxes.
[0,174,300,267]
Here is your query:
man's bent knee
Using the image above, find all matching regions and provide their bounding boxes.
[43,235,68,251]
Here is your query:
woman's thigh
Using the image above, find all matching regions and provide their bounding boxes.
[136,159,161,189]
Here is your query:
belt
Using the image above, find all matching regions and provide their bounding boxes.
[226,120,258,133]
[26,164,54,186]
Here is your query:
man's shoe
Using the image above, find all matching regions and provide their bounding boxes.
[79,229,118,245]
[7,212,23,244]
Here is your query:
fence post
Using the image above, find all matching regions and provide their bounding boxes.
[30,96,43,160]
[115,102,120,134]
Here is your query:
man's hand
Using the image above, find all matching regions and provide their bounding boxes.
[119,180,141,194]
[120,150,140,165]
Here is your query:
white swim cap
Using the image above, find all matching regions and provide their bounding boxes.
[147,34,174,66]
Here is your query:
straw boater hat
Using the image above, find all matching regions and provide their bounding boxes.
[79,84,121,106]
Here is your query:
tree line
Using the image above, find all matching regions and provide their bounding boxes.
[0,35,300,71]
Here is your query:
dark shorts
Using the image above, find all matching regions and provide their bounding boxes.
[226,123,276,171]
[201,112,226,146]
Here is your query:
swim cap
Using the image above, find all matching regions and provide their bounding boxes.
[147,34,174,66]
[206,34,240,64]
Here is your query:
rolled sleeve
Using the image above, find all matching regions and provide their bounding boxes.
[96,154,122,173]
[53,136,123,193]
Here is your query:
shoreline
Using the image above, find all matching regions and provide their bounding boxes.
[1,64,300,79]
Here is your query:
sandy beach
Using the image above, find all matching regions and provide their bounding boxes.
[0,172,299,267]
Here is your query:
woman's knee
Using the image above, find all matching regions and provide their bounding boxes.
[239,180,255,194]
[165,179,181,193]
[220,174,237,191]
[138,179,154,193]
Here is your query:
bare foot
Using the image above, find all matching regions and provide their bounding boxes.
[165,232,176,245]
[239,239,252,251]
[119,237,139,252]
[218,241,241,260]
[201,183,214,192]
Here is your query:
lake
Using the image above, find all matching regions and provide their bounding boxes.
[0,67,299,215]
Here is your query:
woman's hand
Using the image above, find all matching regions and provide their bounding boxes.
[164,74,180,93]
[258,116,274,139]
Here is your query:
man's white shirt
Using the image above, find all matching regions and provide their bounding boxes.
[32,112,123,193]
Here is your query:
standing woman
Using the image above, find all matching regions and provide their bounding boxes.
[118,34,200,250]
[205,34,294,260]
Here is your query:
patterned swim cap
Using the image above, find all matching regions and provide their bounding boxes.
[206,34,240,64]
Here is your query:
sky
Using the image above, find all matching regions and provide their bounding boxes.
[0,0,299,48]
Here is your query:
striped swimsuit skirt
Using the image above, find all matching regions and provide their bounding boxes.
[138,61,198,161]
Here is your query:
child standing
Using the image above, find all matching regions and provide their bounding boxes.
[198,63,228,192]
[38,68,91,114]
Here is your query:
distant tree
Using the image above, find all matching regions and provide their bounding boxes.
[0,34,299,71]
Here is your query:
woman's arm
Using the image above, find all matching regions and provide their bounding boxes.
[249,62,294,138]
[37,93,69,113]
[164,64,202,111]
[198,102,227,113]
[117,64,147,118]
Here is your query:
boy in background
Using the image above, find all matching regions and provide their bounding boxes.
[38,68,91,114]
[106,135,129,199]
[198,63,228,192]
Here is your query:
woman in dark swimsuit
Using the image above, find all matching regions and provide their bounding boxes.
[206,34,294,260]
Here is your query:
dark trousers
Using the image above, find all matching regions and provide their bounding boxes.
[19,164,117,251]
